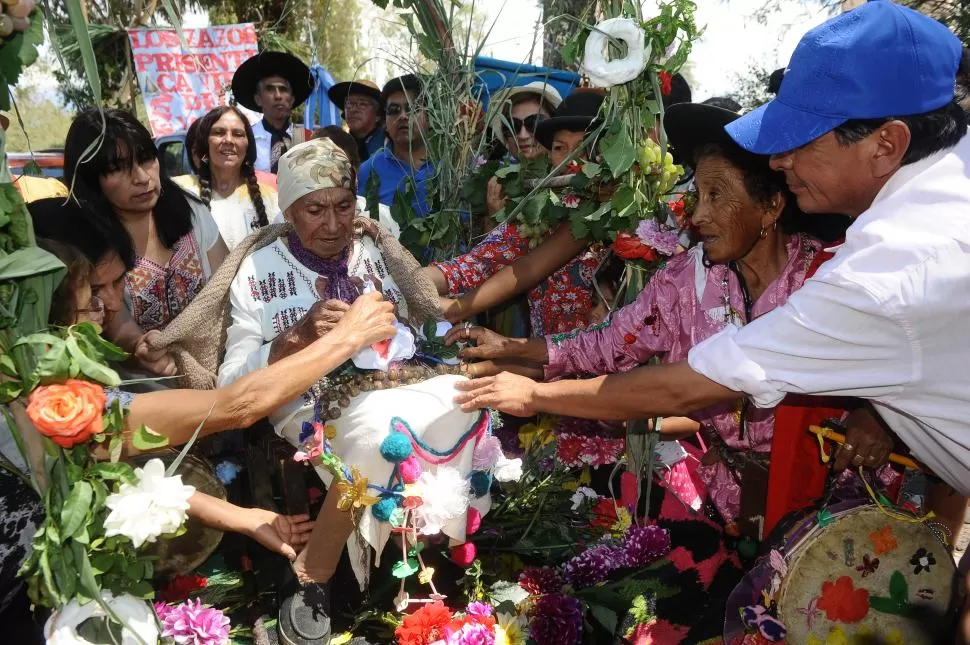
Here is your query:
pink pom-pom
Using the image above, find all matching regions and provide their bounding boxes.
[399,455,422,484]
[466,507,482,535]
[450,542,477,567]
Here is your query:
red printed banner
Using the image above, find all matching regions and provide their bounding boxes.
[128,23,258,137]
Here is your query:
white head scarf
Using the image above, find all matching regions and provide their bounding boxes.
[276,138,355,213]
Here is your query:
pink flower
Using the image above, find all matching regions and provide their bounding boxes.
[635,219,680,256]
[158,598,231,645]
[451,542,477,567]
[473,435,504,470]
[466,601,493,618]
[445,621,495,645]
[400,455,423,483]
[562,194,581,209]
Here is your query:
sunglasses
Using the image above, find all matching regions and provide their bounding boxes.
[502,114,545,137]
[386,103,414,118]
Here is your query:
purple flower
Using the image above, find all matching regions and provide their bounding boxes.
[622,525,671,568]
[473,435,505,470]
[635,219,680,256]
[562,543,626,588]
[466,601,494,617]
[519,567,564,596]
[530,594,583,645]
[158,598,231,645]
[446,621,495,645]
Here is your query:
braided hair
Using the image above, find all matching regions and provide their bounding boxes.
[194,105,269,228]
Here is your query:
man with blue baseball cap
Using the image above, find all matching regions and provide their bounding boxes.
[455,0,970,535]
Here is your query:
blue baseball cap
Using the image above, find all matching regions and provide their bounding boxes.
[726,0,962,155]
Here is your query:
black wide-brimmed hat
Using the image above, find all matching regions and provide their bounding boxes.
[534,89,606,151]
[231,51,314,112]
[380,74,423,104]
[328,79,383,110]
[663,102,752,169]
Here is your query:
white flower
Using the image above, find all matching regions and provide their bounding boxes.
[414,467,470,535]
[103,458,195,549]
[562,194,581,209]
[570,486,598,511]
[45,591,158,645]
[492,457,523,482]
[582,18,650,88]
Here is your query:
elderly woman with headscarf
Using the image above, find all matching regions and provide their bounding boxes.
[207,138,513,645]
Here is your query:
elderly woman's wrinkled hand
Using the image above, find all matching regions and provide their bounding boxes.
[453,372,540,417]
[834,406,895,471]
[269,299,350,364]
[335,291,398,352]
[444,324,517,360]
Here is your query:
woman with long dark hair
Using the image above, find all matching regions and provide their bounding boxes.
[63,108,229,364]
[174,106,279,250]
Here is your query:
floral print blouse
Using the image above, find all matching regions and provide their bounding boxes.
[432,222,607,336]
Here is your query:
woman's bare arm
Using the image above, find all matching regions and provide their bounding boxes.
[123,292,396,451]
[448,224,588,322]
[206,236,230,275]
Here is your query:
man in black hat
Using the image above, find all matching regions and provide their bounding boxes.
[231,51,315,174]
[328,79,385,163]
[357,74,433,217]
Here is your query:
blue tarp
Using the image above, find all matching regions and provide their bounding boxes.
[473,56,580,109]
[303,64,342,130]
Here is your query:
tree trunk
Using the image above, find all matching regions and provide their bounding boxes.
[541,0,589,69]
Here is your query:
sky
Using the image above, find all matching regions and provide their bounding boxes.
[474,0,834,99]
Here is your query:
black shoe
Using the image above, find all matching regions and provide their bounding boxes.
[278,580,332,645]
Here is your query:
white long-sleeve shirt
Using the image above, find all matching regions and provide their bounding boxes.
[688,133,970,494]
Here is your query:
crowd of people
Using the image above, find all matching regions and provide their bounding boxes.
[4,1,970,643]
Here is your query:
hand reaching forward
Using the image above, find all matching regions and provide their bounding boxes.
[444,324,518,361]
[834,406,894,471]
[453,371,540,416]
[241,508,314,561]
[133,330,177,377]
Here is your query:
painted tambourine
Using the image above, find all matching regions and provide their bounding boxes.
[724,501,958,644]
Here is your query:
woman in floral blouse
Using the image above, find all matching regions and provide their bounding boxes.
[63,109,229,360]
[425,90,609,336]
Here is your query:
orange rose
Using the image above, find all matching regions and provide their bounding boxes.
[26,379,106,448]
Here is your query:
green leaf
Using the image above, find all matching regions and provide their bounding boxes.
[65,337,120,386]
[889,570,908,602]
[90,553,115,576]
[108,433,122,463]
[601,132,637,176]
[611,185,637,216]
[90,462,136,482]
[32,341,71,383]
[50,548,77,601]
[131,424,169,451]
[38,548,63,605]
[60,480,93,539]
[589,604,618,634]
[74,323,128,362]
[391,559,419,579]
[581,162,602,178]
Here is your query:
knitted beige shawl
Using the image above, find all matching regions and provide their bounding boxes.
[149,219,441,389]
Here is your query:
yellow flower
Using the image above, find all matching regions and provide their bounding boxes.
[324,424,337,439]
[518,415,558,450]
[336,467,380,511]
[495,612,528,645]
[611,506,632,536]
[418,566,435,584]
[579,467,592,485]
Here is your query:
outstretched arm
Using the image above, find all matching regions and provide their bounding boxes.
[453,361,741,420]
[444,224,588,323]
[124,292,396,449]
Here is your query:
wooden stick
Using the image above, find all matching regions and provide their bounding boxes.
[808,425,921,471]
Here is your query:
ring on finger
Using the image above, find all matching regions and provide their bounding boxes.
[842,443,854,452]
[852,454,865,465]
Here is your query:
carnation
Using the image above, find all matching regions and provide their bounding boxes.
[103,458,195,548]
[473,435,505,470]
[445,621,495,645]
[529,594,583,645]
[466,601,494,618]
[395,601,453,645]
[414,467,471,535]
[158,598,230,645]
[518,567,563,596]
[635,219,680,256]
[622,525,671,567]
[562,543,626,588]
[492,456,523,482]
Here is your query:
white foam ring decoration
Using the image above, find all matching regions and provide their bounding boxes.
[581,18,650,88]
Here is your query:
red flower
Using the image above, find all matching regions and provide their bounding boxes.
[659,71,672,96]
[613,232,657,262]
[590,498,618,530]
[555,434,585,467]
[159,575,207,603]
[395,601,454,645]
[565,160,583,174]
[817,576,869,623]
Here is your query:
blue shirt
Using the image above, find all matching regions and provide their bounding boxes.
[357,147,433,218]
[360,127,386,161]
